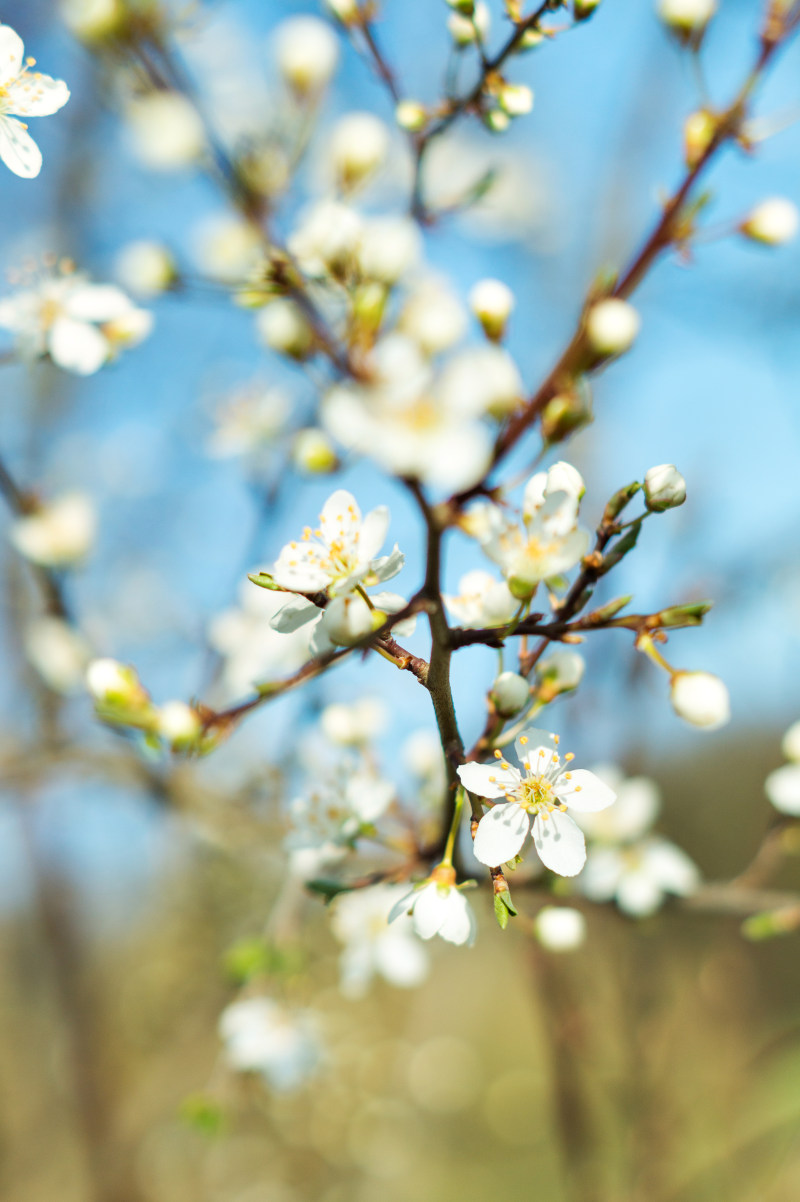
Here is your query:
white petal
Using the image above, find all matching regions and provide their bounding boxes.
[765,763,800,815]
[473,802,530,866]
[0,115,41,178]
[436,891,477,946]
[370,543,404,582]
[374,931,429,988]
[5,72,69,117]
[640,837,699,895]
[515,727,557,772]
[64,284,134,323]
[269,596,320,633]
[272,544,331,593]
[48,316,108,374]
[410,883,449,939]
[616,870,664,917]
[320,489,359,536]
[556,768,617,813]
[457,761,518,800]
[0,26,24,88]
[533,809,586,876]
[577,847,624,901]
[358,505,389,562]
[387,888,415,925]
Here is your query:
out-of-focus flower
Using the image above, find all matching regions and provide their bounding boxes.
[274,15,339,96]
[436,345,523,419]
[356,216,421,284]
[782,721,800,764]
[207,582,314,703]
[670,671,730,730]
[286,767,395,879]
[498,84,534,118]
[0,264,152,374]
[404,729,447,813]
[61,0,125,41]
[10,492,95,566]
[444,569,518,629]
[395,99,427,132]
[534,906,587,951]
[114,240,175,297]
[207,383,289,459]
[219,997,321,1091]
[458,727,616,873]
[321,697,386,746]
[125,91,205,171]
[572,764,661,844]
[194,214,263,282]
[491,671,530,717]
[657,0,716,37]
[325,0,361,23]
[289,199,362,278]
[0,24,70,178]
[765,763,800,815]
[389,867,477,946]
[644,463,686,511]
[292,428,339,474]
[399,277,467,355]
[24,616,91,694]
[330,112,390,190]
[330,884,429,996]
[86,657,148,708]
[585,298,640,356]
[535,649,585,698]
[448,1,490,44]
[156,701,201,748]
[256,298,313,358]
[469,278,515,340]
[741,197,800,246]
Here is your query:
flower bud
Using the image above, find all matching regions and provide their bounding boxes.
[395,100,427,132]
[86,658,148,708]
[274,16,339,95]
[256,299,313,359]
[322,594,379,645]
[157,701,202,747]
[536,649,585,699]
[541,381,593,442]
[670,670,730,730]
[10,493,96,567]
[644,463,686,511]
[741,197,799,246]
[498,84,534,117]
[446,0,475,12]
[585,298,640,357]
[491,671,530,716]
[534,906,587,951]
[546,460,585,500]
[574,0,602,19]
[684,109,716,168]
[448,2,490,44]
[484,108,511,134]
[658,0,716,42]
[61,0,126,41]
[469,278,515,340]
[292,428,339,474]
[115,240,176,297]
[782,720,800,764]
[324,0,361,23]
[765,763,800,816]
[330,113,389,191]
[518,29,544,50]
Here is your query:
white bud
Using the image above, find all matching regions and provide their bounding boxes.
[86,658,146,707]
[274,16,339,95]
[256,299,313,358]
[491,671,530,716]
[324,0,360,23]
[330,113,389,190]
[585,298,641,356]
[400,279,467,354]
[670,671,730,730]
[782,720,800,764]
[536,649,585,693]
[292,428,338,473]
[657,0,716,34]
[10,493,96,567]
[24,618,91,695]
[126,92,205,171]
[437,346,523,420]
[535,906,587,952]
[765,763,800,816]
[61,0,124,39]
[448,1,490,44]
[115,240,175,297]
[322,594,379,645]
[469,278,515,340]
[395,99,427,133]
[741,197,800,246]
[357,217,421,284]
[644,463,686,511]
[498,84,534,117]
[157,701,201,746]
[484,108,511,134]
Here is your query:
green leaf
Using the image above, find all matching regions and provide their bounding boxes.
[494,893,509,930]
[599,520,642,574]
[247,572,287,592]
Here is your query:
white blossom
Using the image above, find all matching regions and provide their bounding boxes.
[436,345,523,419]
[444,569,518,628]
[458,728,616,874]
[356,216,421,284]
[61,0,124,40]
[644,463,686,512]
[157,701,201,747]
[670,670,730,730]
[534,906,587,951]
[765,762,800,816]
[469,278,515,340]
[782,721,800,764]
[491,671,530,717]
[274,16,339,95]
[448,2,490,45]
[330,884,429,997]
[207,582,313,703]
[10,492,95,566]
[399,278,467,355]
[580,836,699,916]
[657,0,716,34]
[24,617,91,694]
[585,298,640,356]
[321,698,386,746]
[330,112,389,190]
[193,214,263,282]
[741,197,800,246]
[114,240,175,297]
[125,92,205,171]
[219,997,321,1091]
[536,649,586,696]
[0,24,70,178]
[86,657,147,707]
[288,200,363,278]
[395,99,427,133]
[572,764,660,844]
[389,871,477,946]
[286,767,395,879]
[0,266,152,374]
[256,299,313,358]
[207,384,289,459]
[499,84,534,118]
[292,427,338,474]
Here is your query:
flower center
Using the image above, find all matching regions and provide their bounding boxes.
[516,775,558,814]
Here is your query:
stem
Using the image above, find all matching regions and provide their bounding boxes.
[440,786,465,867]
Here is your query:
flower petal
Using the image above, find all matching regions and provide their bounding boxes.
[437,891,477,946]
[555,768,617,813]
[472,802,530,866]
[409,883,448,940]
[457,761,518,800]
[48,316,108,374]
[515,727,557,772]
[765,763,800,815]
[320,489,360,542]
[358,505,389,562]
[370,543,404,583]
[0,25,24,88]
[0,115,41,178]
[269,596,320,633]
[387,888,415,926]
[6,72,70,117]
[64,283,134,322]
[533,809,586,876]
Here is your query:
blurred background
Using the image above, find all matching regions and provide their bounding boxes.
[3,1,800,1200]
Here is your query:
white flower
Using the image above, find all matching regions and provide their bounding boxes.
[125,92,205,171]
[288,200,362,278]
[24,617,90,694]
[356,216,421,284]
[395,98,427,132]
[436,345,523,419]
[536,649,585,696]
[399,278,467,355]
[292,428,338,474]
[469,278,515,340]
[585,298,640,356]
[10,492,95,566]
[458,728,616,873]
[274,16,339,95]
[644,463,686,512]
[389,869,477,946]
[534,906,586,951]
[330,112,389,190]
[157,701,201,747]
[330,884,429,996]
[271,489,400,596]
[0,266,152,374]
[448,2,490,44]
[207,384,289,459]
[287,768,395,879]
[741,197,800,246]
[325,0,360,22]
[444,569,518,628]
[219,997,321,1092]
[580,836,699,916]
[321,698,386,746]
[0,24,69,178]
[193,214,262,282]
[782,721,800,764]
[572,764,660,843]
[256,299,313,358]
[478,475,589,599]
[765,763,800,816]
[207,582,313,703]
[670,670,730,730]
[657,0,716,33]
[114,240,175,297]
[491,671,530,717]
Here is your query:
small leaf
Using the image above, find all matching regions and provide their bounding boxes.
[494,893,509,930]
[248,572,287,592]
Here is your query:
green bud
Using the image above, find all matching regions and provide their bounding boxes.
[656,601,713,628]
[248,572,286,591]
[602,481,641,524]
[585,595,633,623]
[599,521,642,574]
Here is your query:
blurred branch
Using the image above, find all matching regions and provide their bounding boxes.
[0,448,70,620]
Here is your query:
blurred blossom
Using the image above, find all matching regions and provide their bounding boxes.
[286,766,395,880]
[10,492,95,567]
[207,382,290,461]
[125,91,205,171]
[193,213,263,282]
[0,264,152,374]
[114,240,175,297]
[534,905,587,952]
[207,582,313,703]
[321,698,387,746]
[288,199,363,279]
[24,617,91,694]
[273,15,339,96]
[403,728,447,813]
[436,345,523,419]
[0,23,70,179]
[330,884,429,997]
[573,765,660,844]
[329,113,390,192]
[61,0,125,40]
[398,277,467,356]
[444,569,518,628]
[256,298,313,358]
[670,671,730,730]
[782,720,800,763]
[219,996,322,1091]
[356,216,421,284]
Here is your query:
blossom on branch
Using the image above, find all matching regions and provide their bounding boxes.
[389,866,477,947]
[330,884,429,997]
[0,24,69,178]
